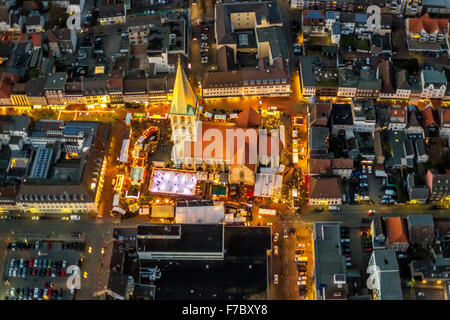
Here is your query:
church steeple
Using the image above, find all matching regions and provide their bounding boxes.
[169,59,197,116]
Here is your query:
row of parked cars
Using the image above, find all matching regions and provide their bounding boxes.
[200,22,209,64]
[380,178,397,204]
[61,241,85,251]
[295,243,308,299]
[7,286,65,300]
[361,230,373,253]
[7,258,68,279]
[341,227,352,269]
[8,240,40,251]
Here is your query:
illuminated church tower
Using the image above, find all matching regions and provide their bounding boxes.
[169,59,199,143]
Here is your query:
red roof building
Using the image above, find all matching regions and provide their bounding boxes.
[385,217,409,252]
[407,14,448,42]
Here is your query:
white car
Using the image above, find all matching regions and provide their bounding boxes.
[33,259,38,268]
[354,194,359,201]
[273,245,279,256]
[273,233,279,243]
[10,288,15,297]
[62,260,67,268]
[296,243,306,248]
[19,259,24,268]
[33,288,39,299]
[10,259,15,268]
[8,267,13,277]
[12,268,17,277]
[274,274,279,285]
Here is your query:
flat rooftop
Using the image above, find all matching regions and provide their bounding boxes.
[314,222,347,300]
[138,226,271,300]
[137,224,224,253]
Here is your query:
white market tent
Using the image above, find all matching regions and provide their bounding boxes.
[175,205,225,223]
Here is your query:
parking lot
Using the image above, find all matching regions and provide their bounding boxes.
[1,237,86,300]
[339,224,373,296]
[346,164,398,207]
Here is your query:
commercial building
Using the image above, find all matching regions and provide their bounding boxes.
[407,214,435,244]
[299,56,338,97]
[425,170,450,201]
[385,217,410,252]
[0,119,110,215]
[98,4,126,25]
[214,2,288,66]
[128,224,271,299]
[313,222,347,300]
[368,249,403,300]
[202,59,290,98]
[420,69,447,99]
[309,176,342,205]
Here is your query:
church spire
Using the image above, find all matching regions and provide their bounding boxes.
[169,58,197,115]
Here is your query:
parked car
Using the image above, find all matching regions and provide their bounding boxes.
[273,245,278,255]
[273,274,279,285]
[273,233,279,243]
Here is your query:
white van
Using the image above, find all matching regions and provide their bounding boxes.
[329,206,340,211]
[70,215,81,221]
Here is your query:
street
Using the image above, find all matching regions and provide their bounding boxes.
[257,203,449,300]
